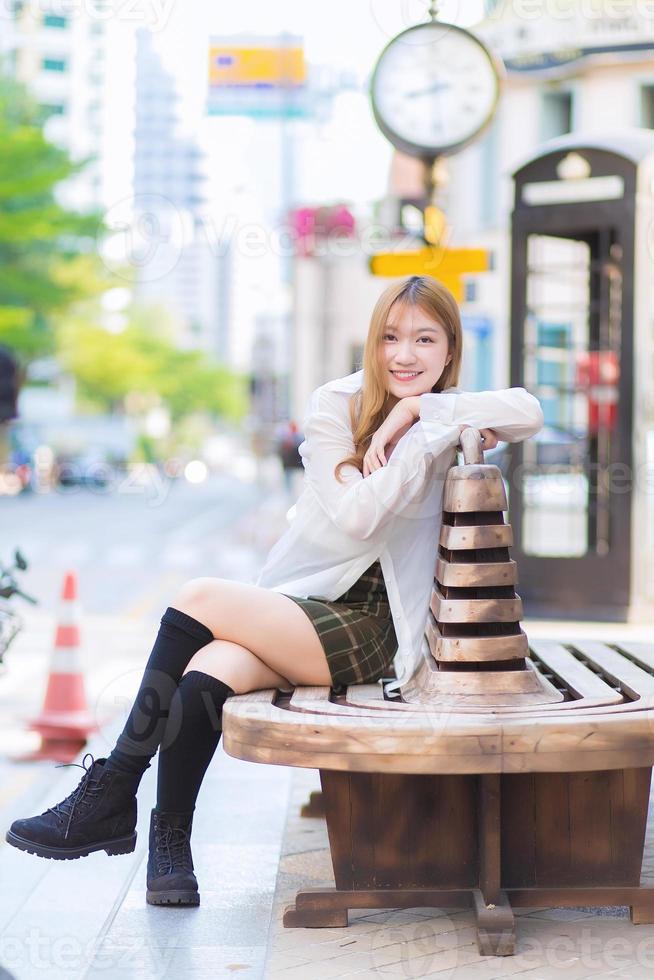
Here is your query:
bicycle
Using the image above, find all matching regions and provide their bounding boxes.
[0,549,37,670]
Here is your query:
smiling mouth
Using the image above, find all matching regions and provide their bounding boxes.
[391,371,423,378]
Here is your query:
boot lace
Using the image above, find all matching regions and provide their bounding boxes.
[46,753,104,841]
[154,817,194,876]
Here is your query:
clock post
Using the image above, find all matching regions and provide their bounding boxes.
[368,6,503,293]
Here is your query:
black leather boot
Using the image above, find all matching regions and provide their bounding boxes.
[146,808,199,906]
[5,754,139,860]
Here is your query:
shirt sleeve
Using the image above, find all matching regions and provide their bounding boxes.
[299,389,461,541]
[418,387,544,443]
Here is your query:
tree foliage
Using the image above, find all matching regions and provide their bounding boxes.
[56,303,248,422]
[0,70,107,361]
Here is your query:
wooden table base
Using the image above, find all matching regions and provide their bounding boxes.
[284,767,654,955]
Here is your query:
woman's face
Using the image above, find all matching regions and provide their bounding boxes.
[380,302,452,400]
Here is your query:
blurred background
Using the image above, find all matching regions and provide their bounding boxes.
[2,0,654,724]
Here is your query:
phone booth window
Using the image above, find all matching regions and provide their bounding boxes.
[520,232,621,559]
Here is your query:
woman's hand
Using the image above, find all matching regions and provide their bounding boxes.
[459,424,499,451]
[363,398,420,477]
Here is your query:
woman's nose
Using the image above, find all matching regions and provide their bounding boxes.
[395,345,418,363]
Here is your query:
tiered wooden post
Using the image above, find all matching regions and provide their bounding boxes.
[415,428,562,706]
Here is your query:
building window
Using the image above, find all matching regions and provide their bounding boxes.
[640,85,654,128]
[350,343,364,373]
[42,57,67,72]
[540,90,573,141]
[464,281,477,303]
[43,13,68,28]
[40,103,66,117]
[479,118,499,230]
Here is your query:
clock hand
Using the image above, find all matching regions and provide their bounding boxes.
[405,80,452,98]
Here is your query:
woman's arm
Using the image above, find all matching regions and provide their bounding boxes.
[417,388,544,442]
[299,389,461,541]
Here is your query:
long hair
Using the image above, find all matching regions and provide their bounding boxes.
[334,275,463,482]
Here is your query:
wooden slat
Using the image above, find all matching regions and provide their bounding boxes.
[528,640,624,704]
[440,523,513,550]
[609,641,654,674]
[571,641,654,699]
[436,557,517,588]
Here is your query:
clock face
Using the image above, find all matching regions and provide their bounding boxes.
[370,22,501,159]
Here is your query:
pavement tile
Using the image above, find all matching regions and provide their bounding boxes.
[101,900,274,950]
[522,908,606,922]
[88,942,266,979]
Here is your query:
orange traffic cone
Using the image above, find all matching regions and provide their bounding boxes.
[27,571,98,762]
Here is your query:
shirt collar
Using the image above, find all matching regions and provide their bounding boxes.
[322,369,364,394]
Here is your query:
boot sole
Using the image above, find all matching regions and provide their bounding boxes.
[146,889,200,907]
[4,830,137,860]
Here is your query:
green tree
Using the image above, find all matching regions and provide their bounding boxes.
[0,70,108,362]
[56,303,248,422]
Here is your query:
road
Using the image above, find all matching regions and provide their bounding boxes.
[0,468,280,626]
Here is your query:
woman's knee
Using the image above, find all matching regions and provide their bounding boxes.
[172,577,224,616]
[184,640,291,695]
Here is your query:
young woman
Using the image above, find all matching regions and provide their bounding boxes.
[5,275,543,907]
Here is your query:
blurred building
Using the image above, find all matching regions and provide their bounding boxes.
[133,29,208,218]
[132,29,231,357]
[0,0,134,212]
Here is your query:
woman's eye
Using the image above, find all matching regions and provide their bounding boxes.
[383,335,433,342]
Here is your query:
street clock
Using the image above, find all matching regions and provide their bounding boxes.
[370,21,502,160]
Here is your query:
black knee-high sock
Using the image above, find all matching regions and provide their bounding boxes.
[105,608,214,779]
[155,670,234,814]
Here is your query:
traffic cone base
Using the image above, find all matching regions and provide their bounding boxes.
[25,571,98,762]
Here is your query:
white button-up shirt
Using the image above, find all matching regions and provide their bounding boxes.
[256,369,544,694]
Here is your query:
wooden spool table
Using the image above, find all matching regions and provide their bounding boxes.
[223,431,654,955]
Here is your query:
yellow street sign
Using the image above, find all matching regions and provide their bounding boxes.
[369,247,490,302]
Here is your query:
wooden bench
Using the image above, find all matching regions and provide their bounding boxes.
[222,430,654,956]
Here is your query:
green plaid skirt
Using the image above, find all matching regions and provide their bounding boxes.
[282,558,398,689]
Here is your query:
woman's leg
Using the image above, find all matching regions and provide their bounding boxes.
[105,606,216,778]
[153,581,334,826]
[169,577,333,689]
[146,582,333,906]
[4,605,220,860]
[155,641,288,819]
[6,578,331,864]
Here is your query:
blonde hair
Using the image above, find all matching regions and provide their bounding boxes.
[335,275,463,482]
